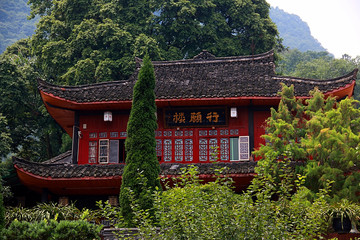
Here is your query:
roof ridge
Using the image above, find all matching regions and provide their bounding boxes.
[38,78,133,90]
[272,69,358,84]
[13,156,67,167]
[152,49,274,65]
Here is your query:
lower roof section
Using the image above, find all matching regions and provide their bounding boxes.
[13,154,256,195]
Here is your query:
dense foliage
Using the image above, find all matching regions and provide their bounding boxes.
[302,93,360,201]
[277,49,360,99]
[119,55,161,226]
[126,166,329,240]
[0,182,4,231]
[255,83,360,202]
[27,0,279,85]
[2,219,101,240]
[0,40,70,161]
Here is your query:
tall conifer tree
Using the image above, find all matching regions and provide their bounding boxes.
[119,55,161,225]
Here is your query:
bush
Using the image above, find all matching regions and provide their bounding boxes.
[51,220,102,240]
[2,219,101,240]
[2,219,56,240]
[5,202,83,227]
[133,166,329,240]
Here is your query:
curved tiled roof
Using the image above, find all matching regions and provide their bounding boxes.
[13,156,257,179]
[38,50,359,104]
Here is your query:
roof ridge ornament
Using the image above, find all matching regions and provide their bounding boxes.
[193,50,216,60]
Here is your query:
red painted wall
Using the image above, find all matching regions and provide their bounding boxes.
[77,107,269,165]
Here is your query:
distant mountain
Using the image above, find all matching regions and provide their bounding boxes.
[270,7,326,52]
[0,0,38,53]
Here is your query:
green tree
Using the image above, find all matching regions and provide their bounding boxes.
[0,40,69,161]
[155,0,279,59]
[0,182,4,231]
[277,50,360,100]
[252,84,306,197]
[302,92,360,202]
[276,49,332,75]
[119,55,161,226]
[27,0,281,85]
[28,0,160,85]
[255,83,360,203]
[0,114,11,159]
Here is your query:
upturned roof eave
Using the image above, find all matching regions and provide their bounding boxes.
[40,79,356,110]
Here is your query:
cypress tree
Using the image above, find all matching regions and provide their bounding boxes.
[119,55,161,225]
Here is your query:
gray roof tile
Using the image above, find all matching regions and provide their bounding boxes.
[38,50,357,103]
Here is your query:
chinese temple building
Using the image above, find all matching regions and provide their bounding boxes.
[12,50,358,206]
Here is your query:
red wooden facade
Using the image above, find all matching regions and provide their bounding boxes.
[77,107,265,165]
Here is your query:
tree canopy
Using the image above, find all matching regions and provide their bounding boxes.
[28,0,279,85]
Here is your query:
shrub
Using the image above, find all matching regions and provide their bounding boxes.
[5,202,83,227]
[2,219,101,240]
[134,166,329,239]
[51,220,102,240]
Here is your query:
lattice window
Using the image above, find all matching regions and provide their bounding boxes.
[199,130,208,136]
[163,139,172,162]
[175,130,183,137]
[120,132,127,137]
[239,136,250,161]
[220,129,229,135]
[230,129,239,135]
[89,132,97,138]
[184,130,193,136]
[199,139,208,161]
[88,141,97,163]
[164,131,172,137]
[174,139,183,161]
[209,138,218,161]
[209,130,218,136]
[184,139,193,161]
[110,132,118,138]
[220,138,229,161]
[156,139,162,157]
[99,139,109,163]
[99,132,107,138]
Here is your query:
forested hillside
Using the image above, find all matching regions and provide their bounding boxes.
[0,2,327,55]
[0,0,38,53]
[270,7,326,52]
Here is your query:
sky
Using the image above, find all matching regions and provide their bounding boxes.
[266,0,360,58]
